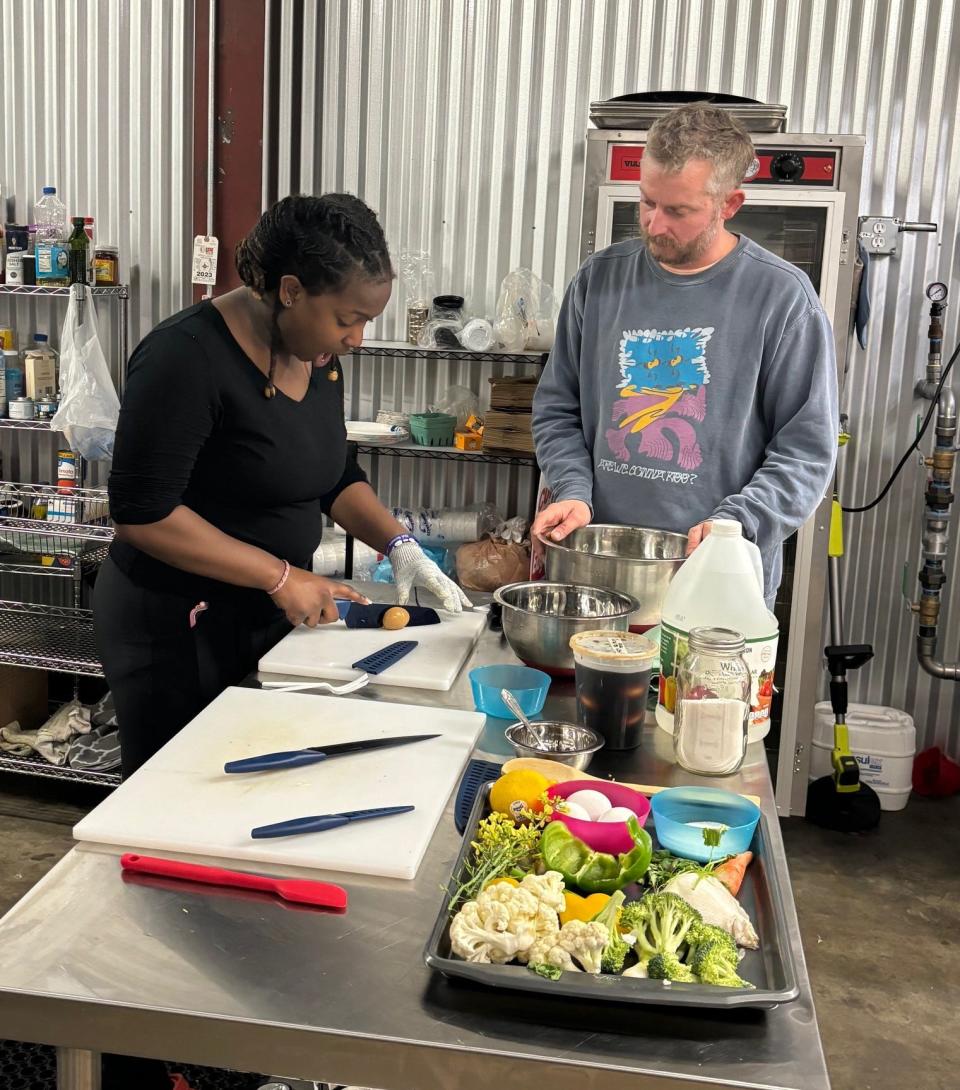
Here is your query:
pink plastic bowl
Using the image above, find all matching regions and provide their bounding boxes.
[547,780,652,854]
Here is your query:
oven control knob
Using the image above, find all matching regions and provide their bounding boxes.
[770,152,804,182]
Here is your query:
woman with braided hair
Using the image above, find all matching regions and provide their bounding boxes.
[95,193,470,777]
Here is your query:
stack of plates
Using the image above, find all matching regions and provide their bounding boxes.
[346,421,409,446]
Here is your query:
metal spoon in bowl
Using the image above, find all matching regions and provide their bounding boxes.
[500,688,548,747]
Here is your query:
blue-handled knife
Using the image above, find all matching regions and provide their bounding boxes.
[223,732,439,774]
[251,804,415,839]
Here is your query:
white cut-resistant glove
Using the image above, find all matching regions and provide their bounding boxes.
[389,539,472,614]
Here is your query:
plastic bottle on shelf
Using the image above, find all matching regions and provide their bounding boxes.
[656,519,779,745]
[34,186,69,286]
[35,187,67,242]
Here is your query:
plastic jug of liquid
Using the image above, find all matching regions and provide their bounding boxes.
[656,519,778,744]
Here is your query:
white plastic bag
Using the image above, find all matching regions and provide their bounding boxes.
[494,269,557,351]
[50,286,120,460]
[433,385,479,427]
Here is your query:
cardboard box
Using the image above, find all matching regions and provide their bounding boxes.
[0,665,48,732]
[482,410,535,454]
[25,352,57,399]
[488,375,539,411]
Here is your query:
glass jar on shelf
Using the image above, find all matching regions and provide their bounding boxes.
[673,626,751,776]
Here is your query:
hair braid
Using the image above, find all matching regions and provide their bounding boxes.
[234,193,394,296]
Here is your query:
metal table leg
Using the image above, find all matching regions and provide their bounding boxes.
[57,1047,101,1090]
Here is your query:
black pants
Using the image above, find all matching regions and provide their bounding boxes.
[93,557,291,778]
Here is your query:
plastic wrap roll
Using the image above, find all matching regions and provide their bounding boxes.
[391,505,501,546]
[312,538,381,578]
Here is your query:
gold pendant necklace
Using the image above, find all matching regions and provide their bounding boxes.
[264,352,277,398]
[265,355,314,398]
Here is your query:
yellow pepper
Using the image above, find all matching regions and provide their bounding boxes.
[559,890,610,925]
[483,876,520,890]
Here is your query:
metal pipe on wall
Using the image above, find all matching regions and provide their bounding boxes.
[261,0,273,212]
[204,0,217,299]
[914,289,959,681]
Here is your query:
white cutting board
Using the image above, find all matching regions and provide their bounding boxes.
[258,609,487,690]
[73,687,485,880]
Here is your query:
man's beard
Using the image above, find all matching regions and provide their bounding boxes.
[640,216,721,267]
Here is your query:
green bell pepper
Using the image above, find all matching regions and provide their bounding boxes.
[540,815,652,894]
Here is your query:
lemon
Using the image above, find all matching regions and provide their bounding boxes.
[489,769,552,818]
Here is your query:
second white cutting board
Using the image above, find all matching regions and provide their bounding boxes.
[73,687,485,880]
[258,609,487,690]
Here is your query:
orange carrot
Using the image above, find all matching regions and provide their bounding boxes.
[715,851,753,896]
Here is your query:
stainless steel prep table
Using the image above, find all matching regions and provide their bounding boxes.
[0,612,830,1090]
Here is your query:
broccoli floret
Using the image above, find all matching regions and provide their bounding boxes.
[528,962,563,981]
[648,951,696,982]
[687,928,754,989]
[695,948,753,988]
[590,890,630,974]
[620,892,702,964]
[688,922,738,972]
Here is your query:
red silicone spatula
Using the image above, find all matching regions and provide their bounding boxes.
[120,853,348,910]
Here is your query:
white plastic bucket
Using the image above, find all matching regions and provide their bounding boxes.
[810,702,916,811]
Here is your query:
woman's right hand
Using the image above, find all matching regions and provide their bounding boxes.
[270,566,370,627]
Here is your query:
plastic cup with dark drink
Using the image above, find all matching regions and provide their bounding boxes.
[569,630,658,751]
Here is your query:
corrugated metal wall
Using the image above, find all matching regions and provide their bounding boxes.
[0,0,193,606]
[272,0,960,756]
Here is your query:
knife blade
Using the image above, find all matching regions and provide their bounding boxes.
[251,804,415,839]
[223,733,440,774]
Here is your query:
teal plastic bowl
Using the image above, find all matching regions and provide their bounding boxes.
[469,664,550,719]
[650,786,761,862]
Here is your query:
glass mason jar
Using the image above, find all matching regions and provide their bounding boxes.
[673,626,751,776]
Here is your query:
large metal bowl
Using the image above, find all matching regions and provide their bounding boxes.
[543,525,687,628]
[493,581,640,674]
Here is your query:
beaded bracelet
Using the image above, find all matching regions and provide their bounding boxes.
[267,559,291,596]
[385,533,418,555]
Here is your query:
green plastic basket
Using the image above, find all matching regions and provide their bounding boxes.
[409,412,457,447]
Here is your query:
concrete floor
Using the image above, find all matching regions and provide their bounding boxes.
[0,774,957,1090]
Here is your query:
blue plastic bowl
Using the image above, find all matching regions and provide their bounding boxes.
[650,786,761,862]
[469,664,551,719]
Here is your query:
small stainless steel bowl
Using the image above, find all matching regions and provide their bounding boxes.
[493,581,641,674]
[503,720,605,770]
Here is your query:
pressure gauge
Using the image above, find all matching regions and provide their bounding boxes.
[926,281,948,303]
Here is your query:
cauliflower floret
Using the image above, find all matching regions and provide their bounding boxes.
[474,897,513,934]
[476,881,541,919]
[449,901,520,964]
[622,959,649,978]
[526,933,582,973]
[450,875,569,967]
[555,919,608,974]
[475,879,562,963]
[514,902,562,964]
[518,870,566,914]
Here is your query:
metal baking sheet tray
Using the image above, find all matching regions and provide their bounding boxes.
[424,783,800,1009]
[589,101,787,132]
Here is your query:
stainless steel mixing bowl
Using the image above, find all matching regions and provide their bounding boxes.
[543,525,687,628]
[503,720,604,769]
[492,581,640,674]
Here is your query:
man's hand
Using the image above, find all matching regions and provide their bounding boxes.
[686,520,714,556]
[532,500,592,544]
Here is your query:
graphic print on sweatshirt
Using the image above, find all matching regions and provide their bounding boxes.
[603,326,713,473]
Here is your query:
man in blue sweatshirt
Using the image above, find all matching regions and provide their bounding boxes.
[531,104,838,604]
